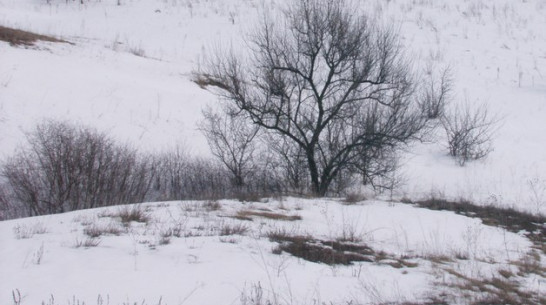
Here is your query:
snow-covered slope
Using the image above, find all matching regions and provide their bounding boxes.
[1,0,546,303]
[1,0,545,212]
[0,199,540,304]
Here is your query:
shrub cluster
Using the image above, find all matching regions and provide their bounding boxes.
[0,121,154,219]
[0,120,284,220]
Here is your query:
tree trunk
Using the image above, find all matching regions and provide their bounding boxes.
[305,149,323,196]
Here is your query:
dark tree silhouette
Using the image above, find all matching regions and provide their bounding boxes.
[197,0,428,196]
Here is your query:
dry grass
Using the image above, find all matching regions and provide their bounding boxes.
[192,72,229,90]
[266,230,417,268]
[83,223,124,238]
[203,200,222,211]
[439,250,546,305]
[413,198,546,254]
[73,237,101,248]
[219,223,249,236]
[343,192,366,205]
[117,205,151,225]
[0,26,69,46]
[235,209,302,222]
[511,250,546,277]
[409,198,546,304]
[12,222,48,239]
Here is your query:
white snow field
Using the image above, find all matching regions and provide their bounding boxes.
[1,0,546,304]
[0,199,541,304]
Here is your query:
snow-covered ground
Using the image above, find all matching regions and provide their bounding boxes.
[1,0,546,304]
[0,199,541,304]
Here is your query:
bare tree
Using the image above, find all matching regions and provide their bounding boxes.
[267,134,310,193]
[441,102,498,166]
[199,107,259,188]
[197,0,428,196]
[349,144,400,190]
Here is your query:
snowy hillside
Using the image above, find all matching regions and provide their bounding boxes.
[1,0,546,304]
[1,0,545,211]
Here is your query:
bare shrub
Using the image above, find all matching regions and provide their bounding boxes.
[0,183,13,220]
[199,107,259,189]
[153,146,283,202]
[441,102,499,166]
[153,147,231,201]
[0,120,156,217]
[419,66,452,120]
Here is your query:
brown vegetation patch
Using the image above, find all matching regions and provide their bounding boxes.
[117,205,151,225]
[267,230,417,267]
[83,224,123,238]
[219,223,249,236]
[203,200,222,211]
[0,26,69,46]
[235,209,302,221]
[444,265,546,305]
[411,198,546,254]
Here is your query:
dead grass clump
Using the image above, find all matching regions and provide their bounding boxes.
[267,229,312,244]
[424,254,455,265]
[267,229,419,267]
[158,230,172,245]
[117,205,151,225]
[192,73,229,90]
[444,267,545,305]
[83,224,123,238]
[203,200,222,211]
[74,237,101,248]
[235,210,302,221]
[269,230,389,266]
[235,192,262,203]
[275,238,370,265]
[219,223,249,236]
[13,222,48,239]
[511,250,546,277]
[498,269,515,279]
[0,26,68,46]
[343,192,366,205]
[396,299,449,305]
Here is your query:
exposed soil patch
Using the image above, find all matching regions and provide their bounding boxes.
[0,26,70,46]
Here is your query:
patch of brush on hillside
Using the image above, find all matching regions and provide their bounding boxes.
[0,26,70,46]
